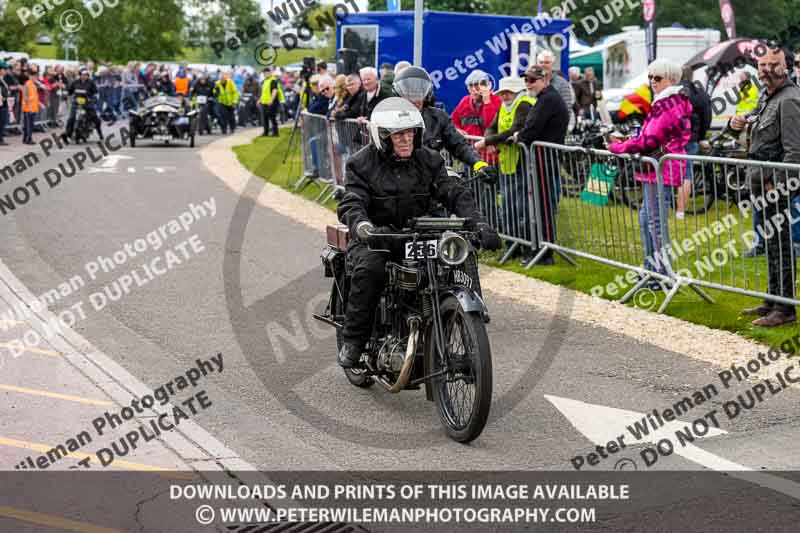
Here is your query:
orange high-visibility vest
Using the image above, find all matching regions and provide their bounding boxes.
[175,77,189,95]
[22,80,40,113]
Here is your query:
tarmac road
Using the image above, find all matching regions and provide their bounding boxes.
[1,125,800,531]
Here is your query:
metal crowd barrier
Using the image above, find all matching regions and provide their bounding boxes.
[657,153,800,310]
[528,141,800,313]
[295,111,800,314]
[526,142,672,298]
[297,112,369,204]
[297,111,336,195]
[457,134,540,261]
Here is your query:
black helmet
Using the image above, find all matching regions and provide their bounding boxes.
[392,66,434,107]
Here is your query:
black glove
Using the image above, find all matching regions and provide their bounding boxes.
[476,223,502,251]
[476,165,499,185]
[358,222,396,249]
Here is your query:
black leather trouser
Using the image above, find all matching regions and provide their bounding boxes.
[342,242,391,347]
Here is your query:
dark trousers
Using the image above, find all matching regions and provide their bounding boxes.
[0,106,7,142]
[23,112,35,143]
[262,103,279,136]
[763,192,795,314]
[218,104,235,134]
[198,104,211,134]
[533,151,559,256]
[342,242,393,346]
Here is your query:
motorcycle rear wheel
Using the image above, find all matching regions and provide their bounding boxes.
[431,296,492,443]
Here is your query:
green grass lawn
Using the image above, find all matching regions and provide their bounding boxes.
[232,134,800,350]
[232,127,338,211]
[30,44,58,59]
[179,46,328,68]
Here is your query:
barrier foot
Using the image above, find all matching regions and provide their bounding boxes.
[498,243,519,265]
[314,183,332,203]
[292,175,310,190]
[619,274,651,304]
[320,188,337,205]
[657,281,682,314]
[553,248,578,267]
[686,282,715,304]
[523,247,552,269]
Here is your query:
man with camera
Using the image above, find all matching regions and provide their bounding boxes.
[732,45,800,327]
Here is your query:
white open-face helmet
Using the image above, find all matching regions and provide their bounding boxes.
[369,97,425,155]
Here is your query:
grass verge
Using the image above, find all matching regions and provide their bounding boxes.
[232,133,800,350]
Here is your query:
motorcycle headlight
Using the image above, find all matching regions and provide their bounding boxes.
[439,231,470,266]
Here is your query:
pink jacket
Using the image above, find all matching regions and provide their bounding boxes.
[609,85,692,186]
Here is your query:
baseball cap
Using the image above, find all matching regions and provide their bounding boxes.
[525,66,547,80]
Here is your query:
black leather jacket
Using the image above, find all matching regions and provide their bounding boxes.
[421,106,481,168]
[338,144,482,239]
[68,78,98,99]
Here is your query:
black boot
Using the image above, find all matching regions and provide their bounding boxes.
[337,343,363,368]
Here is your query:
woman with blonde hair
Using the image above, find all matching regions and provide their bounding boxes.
[609,58,692,286]
[331,74,348,115]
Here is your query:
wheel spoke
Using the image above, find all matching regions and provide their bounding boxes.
[437,310,478,430]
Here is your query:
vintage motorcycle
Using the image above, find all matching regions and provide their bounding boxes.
[66,89,94,144]
[314,217,493,443]
[128,94,197,147]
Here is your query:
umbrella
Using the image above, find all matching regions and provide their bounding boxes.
[685,38,763,79]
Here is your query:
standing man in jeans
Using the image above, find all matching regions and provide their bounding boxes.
[735,45,800,327]
[514,66,569,265]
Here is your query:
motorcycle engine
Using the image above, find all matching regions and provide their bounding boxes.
[377,335,408,373]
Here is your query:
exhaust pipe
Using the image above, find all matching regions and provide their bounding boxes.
[384,317,420,394]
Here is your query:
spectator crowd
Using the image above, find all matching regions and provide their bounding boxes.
[0,57,309,144]
[4,39,800,328]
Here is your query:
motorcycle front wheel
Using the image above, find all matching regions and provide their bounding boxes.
[431,296,492,443]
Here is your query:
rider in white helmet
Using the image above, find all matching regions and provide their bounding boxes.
[336,97,501,368]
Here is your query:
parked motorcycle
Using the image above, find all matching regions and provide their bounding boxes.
[66,89,94,144]
[315,217,493,443]
[561,116,644,209]
[685,129,749,215]
[128,94,197,147]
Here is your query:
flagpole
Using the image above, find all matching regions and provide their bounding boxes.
[414,0,423,66]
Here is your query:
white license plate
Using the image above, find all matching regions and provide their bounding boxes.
[155,135,171,141]
[405,240,438,260]
[197,96,207,104]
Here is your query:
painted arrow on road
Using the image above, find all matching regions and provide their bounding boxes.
[545,394,800,500]
[87,154,134,174]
